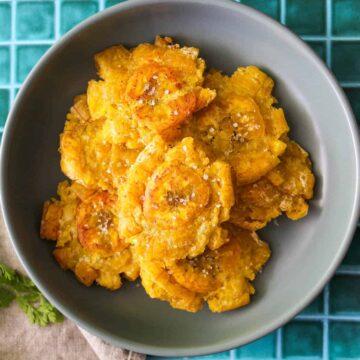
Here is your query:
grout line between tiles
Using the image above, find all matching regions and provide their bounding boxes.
[340,82,360,88]
[0,40,55,45]
[296,315,360,322]
[280,0,286,25]
[325,0,332,68]
[9,0,16,106]
[335,267,360,275]
[55,0,60,40]
[99,0,105,11]
[4,36,360,47]
[323,285,330,360]
[276,327,283,359]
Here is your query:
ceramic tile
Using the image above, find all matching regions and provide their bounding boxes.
[306,41,326,62]
[329,321,360,359]
[16,45,50,83]
[283,321,323,358]
[330,275,360,315]
[0,89,9,127]
[60,0,98,34]
[333,0,360,36]
[235,332,276,359]
[0,46,10,85]
[0,2,11,41]
[300,293,324,315]
[286,0,326,35]
[16,1,54,40]
[332,42,360,82]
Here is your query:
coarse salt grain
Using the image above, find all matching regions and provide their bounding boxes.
[203,174,209,180]
[164,89,170,94]
[174,110,179,116]
[233,122,238,128]
[209,127,215,133]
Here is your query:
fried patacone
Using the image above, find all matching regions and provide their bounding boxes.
[184,66,289,185]
[230,139,315,230]
[41,37,316,313]
[87,36,215,147]
[60,94,140,191]
[139,226,270,312]
[40,181,139,290]
[119,136,234,261]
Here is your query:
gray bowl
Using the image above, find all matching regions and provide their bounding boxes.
[1,0,359,356]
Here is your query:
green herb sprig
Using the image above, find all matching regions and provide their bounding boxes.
[0,263,64,326]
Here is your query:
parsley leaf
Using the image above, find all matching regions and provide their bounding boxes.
[0,263,64,326]
[0,286,16,308]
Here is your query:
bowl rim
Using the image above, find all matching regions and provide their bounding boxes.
[1,0,360,356]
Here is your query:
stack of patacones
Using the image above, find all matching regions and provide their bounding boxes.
[40,36,315,313]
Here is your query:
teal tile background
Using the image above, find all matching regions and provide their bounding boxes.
[60,0,99,34]
[235,332,276,359]
[330,322,360,359]
[300,293,324,315]
[286,0,326,35]
[1,0,360,358]
[0,2,11,40]
[283,321,323,358]
[16,45,51,83]
[330,275,360,315]
[333,0,360,36]
[16,1,55,40]
[0,89,9,127]
[332,42,360,82]
[0,46,10,84]
[306,41,327,62]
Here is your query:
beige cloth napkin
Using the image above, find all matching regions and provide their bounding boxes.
[0,215,145,360]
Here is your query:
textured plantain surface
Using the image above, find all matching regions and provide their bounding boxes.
[41,37,315,312]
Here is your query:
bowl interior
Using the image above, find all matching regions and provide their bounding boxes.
[1,0,359,356]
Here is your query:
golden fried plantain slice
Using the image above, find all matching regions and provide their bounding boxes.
[118,136,235,261]
[87,36,216,147]
[40,200,62,241]
[230,139,315,230]
[140,259,203,312]
[60,95,140,191]
[205,226,270,312]
[162,226,270,312]
[40,181,139,290]
[184,67,289,185]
